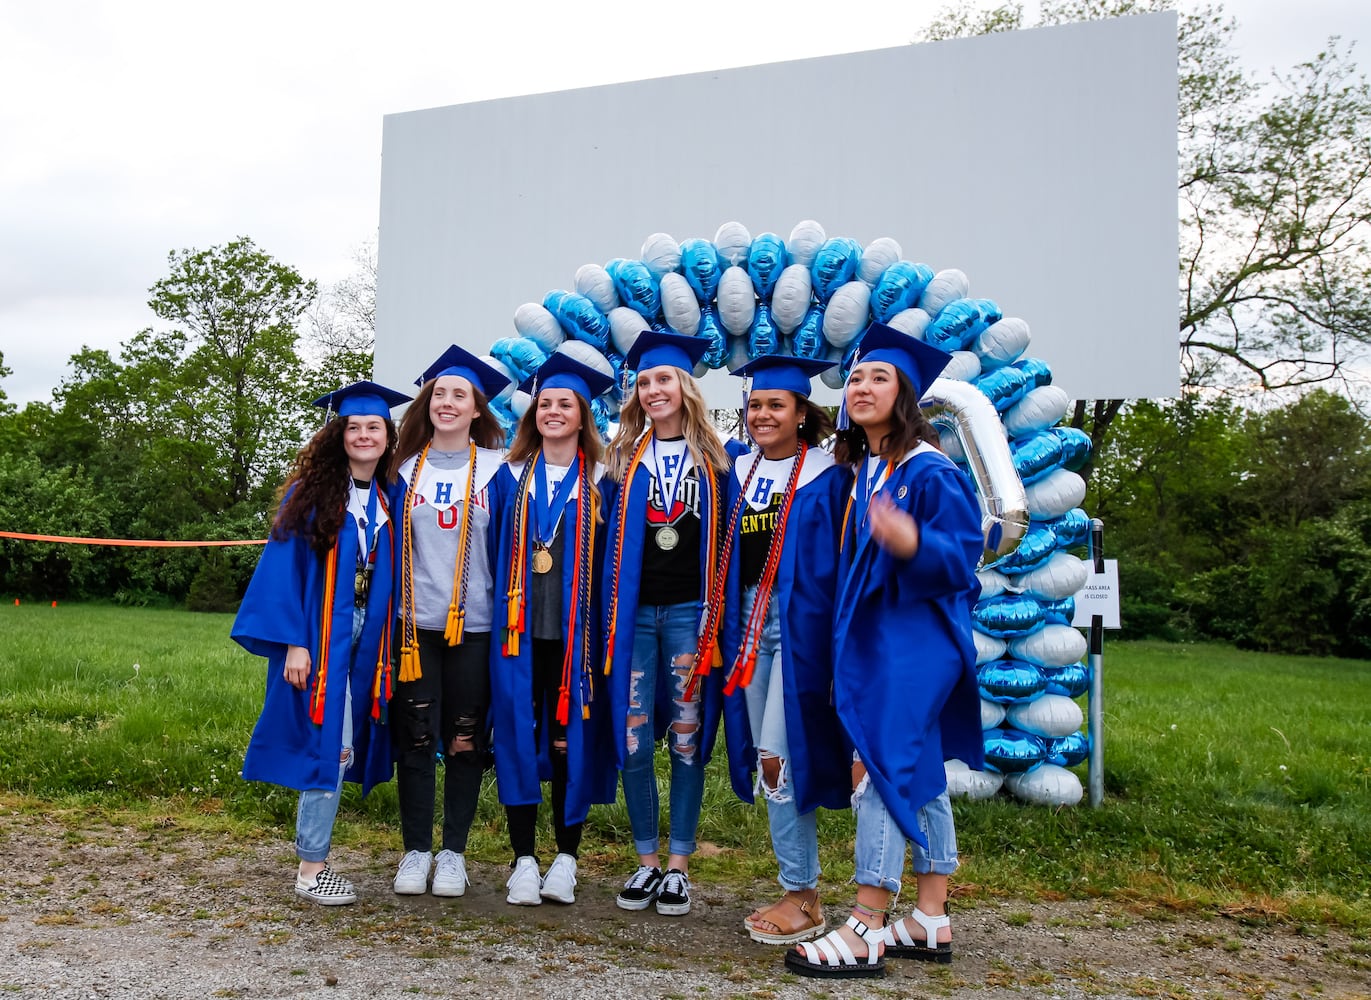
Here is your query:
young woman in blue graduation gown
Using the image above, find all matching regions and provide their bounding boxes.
[386,346,510,899]
[233,381,409,906]
[488,353,617,906]
[713,356,853,946]
[786,324,984,979]
[600,331,730,917]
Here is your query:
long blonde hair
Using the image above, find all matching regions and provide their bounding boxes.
[607,369,728,482]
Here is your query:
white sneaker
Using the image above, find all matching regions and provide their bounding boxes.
[393,850,432,895]
[505,855,542,906]
[432,850,468,897]
[539,853,577,904]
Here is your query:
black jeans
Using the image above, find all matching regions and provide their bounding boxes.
[505,638,582,861]
[392,627,491,854]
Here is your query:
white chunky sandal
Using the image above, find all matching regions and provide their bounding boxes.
[784,913,886,979]
[885,903,953,963]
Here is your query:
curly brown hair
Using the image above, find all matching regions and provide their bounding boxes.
[389,377,503,482]
[274,416,398,555]
[833,369,939,465]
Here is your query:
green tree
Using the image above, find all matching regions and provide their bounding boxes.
[923,1,1371,467]
[303,237,376,387]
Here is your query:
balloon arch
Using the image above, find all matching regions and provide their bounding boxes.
[475,221,1094,807]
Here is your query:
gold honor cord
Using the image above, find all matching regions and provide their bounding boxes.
[444,442,479,646]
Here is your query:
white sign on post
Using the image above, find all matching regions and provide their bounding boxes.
[1072,559,1121,630]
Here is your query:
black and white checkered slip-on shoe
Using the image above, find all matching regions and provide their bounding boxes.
[295,865,357,905]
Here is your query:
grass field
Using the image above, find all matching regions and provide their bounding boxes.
[1,603,1367,929]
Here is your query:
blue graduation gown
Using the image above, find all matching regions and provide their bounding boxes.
[232,495,395,796]
[717,449,853,814]
[599,444,728,770]
[488,461,617,825]
[832,445,984,847]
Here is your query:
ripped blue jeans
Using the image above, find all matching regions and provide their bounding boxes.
[741,585,820,892]
[621,601,705,858]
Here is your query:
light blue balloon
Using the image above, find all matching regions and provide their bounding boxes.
[606,258,661,320]
[1043,662,1090,699]
[590,396,612,440]
[489,336,548,383]
[747,303,780,359]
[1013,357,1053,387]
[791,306,826,360]
[1050,427,1093,471]
[983,727,1049,773]
[871,261,934,323]
[1010,428,1067,484]
[1045,731,1090,767]
[990,522,1058,575]
[810,238,862,302]
[925,299,986,352]
[978,660,1049,705]
[1040,595,1076,625]
[747,233,786,299]
[543,290,610,352]
[1046,508,1091,549]
[975,365,1033,413]
[698,307,729,369]
[680,239,722,305]
[973,593,1046,639]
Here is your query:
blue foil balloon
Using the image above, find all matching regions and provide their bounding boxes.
[810,238,862,302]
[1045,731,1090,767]
[973,593,1046,639]
[698,307,729,370]
[489,336,548,383]
[543,290,610,352]
[1047,508,1091,549]
[1013,357,1053,387]
[1042,661,1090,698]
[747,303,780,359]
[975,365,1033,413]
[926,299,986,352]
[1011,429,1066,484]
[871,261,934,323]
[590,396,612,440]
[606,258,661,321]
[680,239,722,305]
[978,659,1049,704]
[1050,427,1093,471]
[1040,595,1076,625]
[991,522,1058,575]
[970,298,1003,328]
[983,726,1048,773]
[605,350,627,401]
[747,233,786,299]
[792,306,826,360]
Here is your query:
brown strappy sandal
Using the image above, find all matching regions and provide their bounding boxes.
[745,893,827,945]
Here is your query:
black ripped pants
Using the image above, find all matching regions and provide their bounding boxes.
[392,627,492,854]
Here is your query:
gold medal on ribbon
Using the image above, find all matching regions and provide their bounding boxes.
[655,525,680,551]
[532,544,554,575]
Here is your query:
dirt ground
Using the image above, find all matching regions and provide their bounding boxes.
[1,810,1367,1000]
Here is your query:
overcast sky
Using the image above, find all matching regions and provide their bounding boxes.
[1,0,1366,404]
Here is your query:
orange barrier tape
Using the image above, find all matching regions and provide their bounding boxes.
[0,531,267,548]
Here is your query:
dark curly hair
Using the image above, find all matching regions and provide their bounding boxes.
[833,369,939,465]
[274,416,398,556]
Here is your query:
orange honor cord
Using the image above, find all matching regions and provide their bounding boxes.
[443,442,479,647]
[309,540,341,726]
[723,443,808,697]
[684,453,763,701]
[398,444,431,683]
[602,433,653,677]
[502,458,536,658]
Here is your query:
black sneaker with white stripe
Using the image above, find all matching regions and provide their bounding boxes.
[655,868,691,916]
[614,865,663,911]
[295,865,357,905]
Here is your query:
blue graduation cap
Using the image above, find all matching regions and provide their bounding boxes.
[729,354,835,399]
[312,380,412,418]
[624,329,711,375]
[849,321,953,398]
[518,351,615,403]
[416,344,511,399]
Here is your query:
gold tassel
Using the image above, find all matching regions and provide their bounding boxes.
[444,604,465,646]
[399,643,421,683]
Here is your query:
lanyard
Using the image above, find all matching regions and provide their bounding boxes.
[651,436,688,518]
[354,479,379,562]
[851,456,891,538]
[534,453,580,546]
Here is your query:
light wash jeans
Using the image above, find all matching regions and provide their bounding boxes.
[741,585,820,892]
[852,761,958,892]
[294,608,362,862]
[621,601,705,858]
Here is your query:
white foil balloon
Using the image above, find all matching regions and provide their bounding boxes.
[822,281,872,348]
[858,238,903,285]
[770,264,814,334]
[716,266,758,337]
[920,268,970,318]
[1005,386,1073,439]
[1009,624,1088,667]
[945,758,1005,800]
[1007,694,1085,739]
[885,306,932,340]
[787,220,827,267]
[640,232,682,276]
[1006,764,1084,806]
[714,221,753,267]
[1017,552,1089,602]
[659,273,701,337]
[607,306,650,357]
[1024,468,1088,520]
[973,629,1008,665]
[573,264,619,314]
[976,317,1032,370]
[942,350,983,383]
